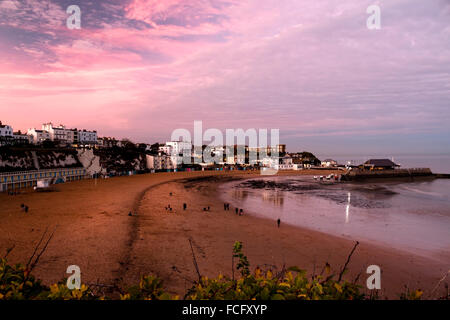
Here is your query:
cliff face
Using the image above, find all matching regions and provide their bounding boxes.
[0,148,82,173]
[0,149,36,172]
[35,150,82,170]
[77,149,105,175]
[0,146,148,175]
[94,147,147,174]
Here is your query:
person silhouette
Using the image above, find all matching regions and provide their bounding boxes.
[277,219,281,228]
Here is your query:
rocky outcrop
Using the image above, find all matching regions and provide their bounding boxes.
[35,150,81,170]
[77,148,105,175]
[94,147,147,175]
[0,147,82,173]
[0,146,148,175]
[0,149,36,172]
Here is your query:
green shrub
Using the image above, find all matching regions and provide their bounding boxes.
[185,242,364,300]
[1,242,435,300]
[0,258,47,300]
[121,275,175,300]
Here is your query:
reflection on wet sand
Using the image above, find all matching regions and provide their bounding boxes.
[232,189,249,200]
[220,176,450,259]
[345,192,351,224]
[233,188,285,207]
[261,190,284,207]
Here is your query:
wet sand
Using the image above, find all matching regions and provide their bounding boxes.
[0,170,448,299]
[127,175,448,299]
[218,177,450,262]
[0,171,238,289]
[0,171,271,289]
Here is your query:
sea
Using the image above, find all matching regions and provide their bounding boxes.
[316,154,450,174]
[219,155,450,262]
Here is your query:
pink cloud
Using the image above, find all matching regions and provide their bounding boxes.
[125,0,229,27]
[0,0,449,153]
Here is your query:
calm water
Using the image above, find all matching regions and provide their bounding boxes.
[316,154,450,174]
[220,176,450,261]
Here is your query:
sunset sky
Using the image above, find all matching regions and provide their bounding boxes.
[0,0,449,154]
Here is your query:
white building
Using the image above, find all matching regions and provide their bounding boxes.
[78,129,98,145]
[146,154,177,171]
[321,159,338,167]
[166,141,192,156]
[0,121,13,137]
[98,137,119,148]
[258,154,298,170]
[281,155,293,165]
[13,131,32,144]
[158,145,172,155]
[0,121,14,146]
[159,141,192,167]
[146,155,155,170]
[42,123,72,143]
[27,129,50,144]
[41,123,97,146]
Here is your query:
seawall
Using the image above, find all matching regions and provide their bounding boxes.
[341,168,434,181]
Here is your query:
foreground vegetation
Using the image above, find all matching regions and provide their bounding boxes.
[0,242,440,300]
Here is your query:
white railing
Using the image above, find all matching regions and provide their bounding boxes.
[0,167,86,178]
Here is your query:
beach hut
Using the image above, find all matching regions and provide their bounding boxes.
[36,180,50,189]
[54,177,65,184]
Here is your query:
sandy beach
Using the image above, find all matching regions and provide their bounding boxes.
[0,170,448,299]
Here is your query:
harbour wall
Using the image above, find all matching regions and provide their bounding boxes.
[341,168,433,181]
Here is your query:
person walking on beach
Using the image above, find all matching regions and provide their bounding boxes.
[277,219,281,228]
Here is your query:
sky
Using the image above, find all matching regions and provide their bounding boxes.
[0,0,449,155]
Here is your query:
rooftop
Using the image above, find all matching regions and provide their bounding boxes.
[364,159,400,167]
